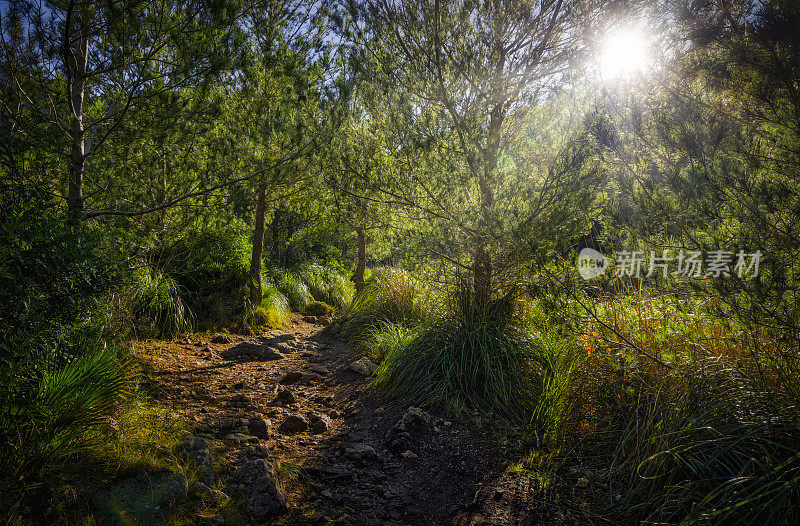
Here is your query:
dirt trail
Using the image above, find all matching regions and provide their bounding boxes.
[140,316,573,525]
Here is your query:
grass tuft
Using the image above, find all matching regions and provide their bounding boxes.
[337,267,429,343]
[128,268,193,338]
[372,285,540,421]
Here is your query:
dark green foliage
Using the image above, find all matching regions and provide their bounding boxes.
[0,347,135,502]
[128,269,193,338]
[274,270,314,311]
[0,198,135,512]
[0,197,114,392]
[609,367,800,525]
[297,262,355,310]
[160,225,251,328]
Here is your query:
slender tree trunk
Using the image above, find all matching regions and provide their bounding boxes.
[66,12,89,218]
[472,155,497,313]
[472,94,503,313]
[270,207,281,263]
[353,226,366,293]
[249,182,269,305]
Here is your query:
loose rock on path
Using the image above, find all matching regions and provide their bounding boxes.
[139,316,578,525]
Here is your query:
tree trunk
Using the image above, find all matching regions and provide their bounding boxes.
[471,94,503,313]
[353,226,366,293]
[66,11,89,218]
[472,157,496,314]
[249,182,269,305]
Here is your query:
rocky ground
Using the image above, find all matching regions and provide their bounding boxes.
[136,315,585,525]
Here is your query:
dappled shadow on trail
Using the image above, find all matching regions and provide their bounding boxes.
[139,318,587,525]
[273,335,499,525]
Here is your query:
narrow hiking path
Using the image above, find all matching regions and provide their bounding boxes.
[138,316,581,525]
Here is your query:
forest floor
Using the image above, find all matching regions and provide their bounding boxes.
[137,315,590,525]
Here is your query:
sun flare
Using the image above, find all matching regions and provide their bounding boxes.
[599,26,651,80]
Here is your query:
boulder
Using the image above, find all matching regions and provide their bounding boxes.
[247,417,272,439]
[279,371,305,385]
[221,342,285,361]
[224,433,250,445]
[343,442,378,462]
[211,333,232,344]
[193,387,214,401]
[94,470,188,525]
[189,482,228,504]
[349,358,379,375]
[227,393,251,408]
[279,414,309,434]
[226,459,286,521]
[307,411,331,434]
[309,364,329,375]
[244,444,271,458]
[276,387,297,404]
[175,436,214,486]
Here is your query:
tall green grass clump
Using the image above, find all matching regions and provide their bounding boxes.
[237,285,291,334]
[128,268,193,338]
[604,364,800,524]
[297,262,355,310]
[557,291,800,524]
[337,267,429,343]
[372,284,540,421]
[527,333,583,446]
[275,271,314,311]
[363,323,418,362]
[161,225,251,328]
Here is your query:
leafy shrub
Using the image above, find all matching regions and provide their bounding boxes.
[160,225,251,328]
[0,346,136,512]
[0,202,139,507]
[0,204,114,388]
[535,290,800,524]
[305,301,335,318]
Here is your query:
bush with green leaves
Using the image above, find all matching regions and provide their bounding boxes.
[0,201,135,512]
[0,346,135,500]
[0,202,115,385]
